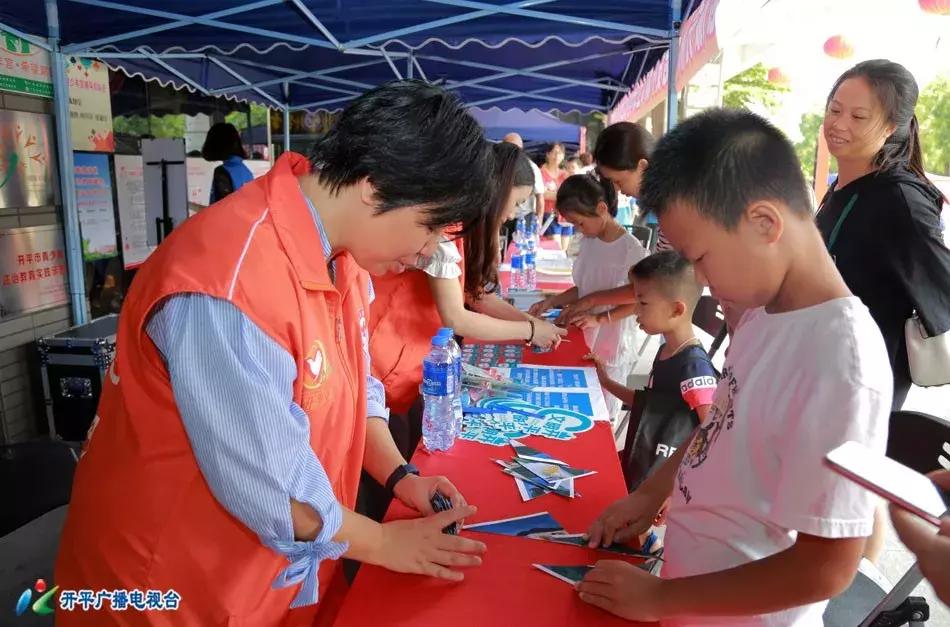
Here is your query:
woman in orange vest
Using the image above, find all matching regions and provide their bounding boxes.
[56,82,493,627]
[369,142,567,418]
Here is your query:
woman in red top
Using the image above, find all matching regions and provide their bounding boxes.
[540,142,567,230]
[370,143,566,415]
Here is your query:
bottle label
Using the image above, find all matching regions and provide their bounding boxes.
[511,255,523,270]
[422,361,451,396]
[524,253,535,265]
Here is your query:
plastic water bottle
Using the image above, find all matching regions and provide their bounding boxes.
[514,215,527,248]
[437,327,463,437]
[422,334,456,452]
[524,251,537,290]
[524,217,537,290]
[510,252,525,290]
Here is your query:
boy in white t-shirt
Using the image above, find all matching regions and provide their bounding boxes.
[580,108,892,626]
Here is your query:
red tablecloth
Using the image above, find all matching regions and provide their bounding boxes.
[331,329,649,627]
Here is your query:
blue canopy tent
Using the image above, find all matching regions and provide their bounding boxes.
[0,0,702,324]
[469,107,579,144]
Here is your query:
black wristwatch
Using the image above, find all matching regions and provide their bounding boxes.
[384,463,420,494]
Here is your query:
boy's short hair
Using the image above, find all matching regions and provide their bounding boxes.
[630,251,702,310]
[308,80,492,232]
[639,109,812,229]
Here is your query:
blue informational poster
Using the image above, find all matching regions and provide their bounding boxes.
[461,397,596,446]
[508,366,589,388]
[518,391,595,417]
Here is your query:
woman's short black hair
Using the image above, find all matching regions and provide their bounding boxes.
[202,123,246,161]
[308,80,493,233]
[556,173,618,218]
[640,108,812,229]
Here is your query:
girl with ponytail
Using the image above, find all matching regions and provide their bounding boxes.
[530,172,648,421]
[817,59,950,411]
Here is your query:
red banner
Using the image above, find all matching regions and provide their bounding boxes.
[609,0,721,124]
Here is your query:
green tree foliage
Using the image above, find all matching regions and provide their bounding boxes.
[794,111,823,182]
[225,104,269,131]
[917,74,950,175]
[723,63,789,112]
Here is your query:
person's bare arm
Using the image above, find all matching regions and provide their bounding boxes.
[578,534,865,621]
[572,303,639,328]
[469,291,530,322]
[575,285,637,310]
[586,354,635,405]
[429,276,566,347]
[695,404,710,423]
[527,287,578,316]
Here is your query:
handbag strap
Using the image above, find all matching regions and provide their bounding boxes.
[826,194,859,253]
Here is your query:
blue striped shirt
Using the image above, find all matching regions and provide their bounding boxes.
[146,190,389,608]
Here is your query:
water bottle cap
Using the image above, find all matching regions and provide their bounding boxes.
[436,327,454,338]
[431,334,449,347]
[551,223,562,235]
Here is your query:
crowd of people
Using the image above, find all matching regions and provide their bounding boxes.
[52,57,950,626]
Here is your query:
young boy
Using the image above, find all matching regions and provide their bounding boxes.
[581,108,892,625]
[590,250,718,430]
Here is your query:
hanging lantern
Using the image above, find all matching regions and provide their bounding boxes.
[823,35,854,59]
[919,0,950,15]
[767,67,790,87]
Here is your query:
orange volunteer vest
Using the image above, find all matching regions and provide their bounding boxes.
[368,240,465,414]
[55,152,369,626]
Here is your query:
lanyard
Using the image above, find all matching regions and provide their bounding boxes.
[825,194,859,253]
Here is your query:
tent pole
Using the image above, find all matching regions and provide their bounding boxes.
[45,0,88,326]
[282,107,290,153]
[666,0,682,130]
[282,83,291,153]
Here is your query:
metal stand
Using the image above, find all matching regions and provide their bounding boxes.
[146,158,184,243]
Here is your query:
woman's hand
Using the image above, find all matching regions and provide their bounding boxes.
[370,507,487,581]
[528,297,554,317]
[394,474,467,517]
[531,320,568,348]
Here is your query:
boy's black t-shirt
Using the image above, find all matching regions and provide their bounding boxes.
[647,344,719,413]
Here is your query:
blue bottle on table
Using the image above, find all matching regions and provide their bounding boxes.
[436,327,463,438]
[422,334,456,452]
